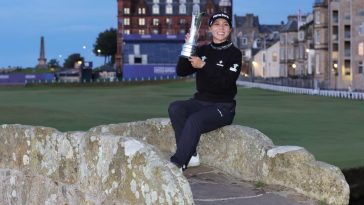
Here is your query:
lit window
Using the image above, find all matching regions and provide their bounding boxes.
[359,42,364,55]
[166,0,172,3]
[153,18,159,26]
[124,30,130,35]
[139,29,145,35]
[272,52,278,62]
[124,8,130,14]
[124,18,130,26]
[139,18,145,26]
[166,18,172,25]
[153,0,159,3]
[138,8,146,14]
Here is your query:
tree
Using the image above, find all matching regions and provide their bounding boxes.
[48,59,61,68]
[63,53,84,68]
[93,28,117,65]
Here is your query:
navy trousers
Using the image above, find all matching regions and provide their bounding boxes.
[168,98,235,168]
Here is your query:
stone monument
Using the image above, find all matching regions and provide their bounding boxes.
[36,36,47,68]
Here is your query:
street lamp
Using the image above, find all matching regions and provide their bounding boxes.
[97,49,101,56]
[333,62,338,76]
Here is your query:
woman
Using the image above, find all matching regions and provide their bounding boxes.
[169,11,242,170]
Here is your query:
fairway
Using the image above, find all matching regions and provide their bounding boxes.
[0,80,363,169]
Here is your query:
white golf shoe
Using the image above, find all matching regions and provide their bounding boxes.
[188,153,200,167]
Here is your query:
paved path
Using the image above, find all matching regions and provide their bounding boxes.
[183,165,318,205]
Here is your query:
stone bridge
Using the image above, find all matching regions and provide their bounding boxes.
[0,118,349,204]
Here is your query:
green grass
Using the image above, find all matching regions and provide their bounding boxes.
[0,80,363,169]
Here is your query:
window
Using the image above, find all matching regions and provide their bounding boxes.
[166,0,172,3]
[192,4,200,14]
[358,10,364,16]
[139,29,145,35]
[359,22,364,36]
[358,61,363,74]
[315,30,320,45]
[180,18,186,24]
[242,37,248,45]
[272,52,278,62]
[153,0,159,3]
[153,4,160,14]
[179,4,186,14]
[315,11,321,24]
[166,18,172,25]
[344,12,351,20]
[124,29,130,35]
[345,42,351,57]
[153,18,159,26]
[344,25,351,38]
[139,18,145,26]
[298,31,305,41]
[332,10,338,23]
[166,4,173,14]
[344,60,351,75]
[123,18,130,26]
[193,0,200,3]
[359,42,364,55]
[138,8,146,14]
[124,8,130,14]
[315,54,320,74]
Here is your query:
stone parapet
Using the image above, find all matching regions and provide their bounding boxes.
[95,118,349,205]
[0,123,193,205]
[0,118,350,205]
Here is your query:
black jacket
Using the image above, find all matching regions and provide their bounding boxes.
[176,41,242,103]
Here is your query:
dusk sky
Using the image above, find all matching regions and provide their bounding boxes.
[0,0,313,68]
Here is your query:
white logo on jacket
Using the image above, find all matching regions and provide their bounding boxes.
[201,56,207,62]
[217,60,224,67]
[229,64,238,72]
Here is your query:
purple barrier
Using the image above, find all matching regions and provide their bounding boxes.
[122,64,177,81]
[124,34,184,42]
[0,73,55,85]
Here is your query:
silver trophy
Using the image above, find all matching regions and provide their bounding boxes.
[180,12,205,58]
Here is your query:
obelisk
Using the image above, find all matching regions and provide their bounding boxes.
[37,36,47,68]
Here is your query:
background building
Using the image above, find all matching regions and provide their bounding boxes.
[115,0,232,78]
[314,0,364,90]
[232,13,281,76]
[252,41,280,78]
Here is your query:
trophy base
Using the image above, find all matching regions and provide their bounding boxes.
[180,43,196,58]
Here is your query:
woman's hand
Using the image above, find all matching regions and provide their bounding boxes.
[189,56,205,69]
[185,33,190,43]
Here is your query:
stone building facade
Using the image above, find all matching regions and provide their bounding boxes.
[314,0,364,90]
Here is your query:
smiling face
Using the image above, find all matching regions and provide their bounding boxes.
[209,18,232,44]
